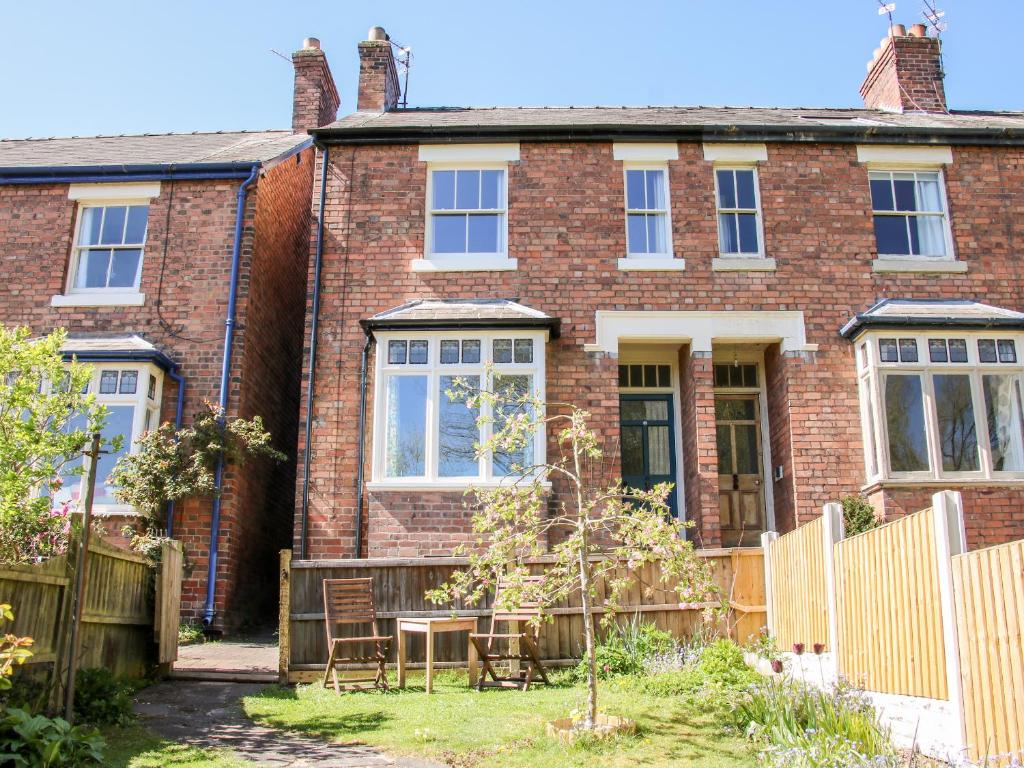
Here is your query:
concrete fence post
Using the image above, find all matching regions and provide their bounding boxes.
[760,531,779,640]
[821,502,844,659]
[931,490,967,754]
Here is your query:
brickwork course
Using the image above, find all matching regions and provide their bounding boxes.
[0,39,336,630]
[295,24,1024,560]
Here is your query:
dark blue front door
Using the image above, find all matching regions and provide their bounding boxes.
[619,394,678,516]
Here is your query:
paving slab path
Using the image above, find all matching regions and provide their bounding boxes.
[134,680,443,768]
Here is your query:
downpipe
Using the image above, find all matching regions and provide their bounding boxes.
[203,164,259,629]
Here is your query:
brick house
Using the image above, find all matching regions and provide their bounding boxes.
[295,22,1024,560]
[0,38,340,630]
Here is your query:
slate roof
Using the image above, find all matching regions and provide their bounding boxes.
[60,333,176,370]
[361,299,560,337]
[840,299,1024,338]
[0,130,309,170]
[317,106,1024,143]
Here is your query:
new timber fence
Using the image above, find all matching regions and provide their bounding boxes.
[763,490,1024,764]
[0,535,183,701]
[279,547,767,684]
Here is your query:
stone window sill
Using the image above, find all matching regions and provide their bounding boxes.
[712,257,777,272]
[617,257,686,271]
[51,292,146,307]
[862,478,1024,493]
[871,259,968,274]
[367,479,551,493]
[411,256,517,273]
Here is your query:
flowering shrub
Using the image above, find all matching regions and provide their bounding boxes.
[111,402,286,522]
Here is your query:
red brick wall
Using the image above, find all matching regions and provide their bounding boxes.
[0,153,314,629]
[297,140,1024,558]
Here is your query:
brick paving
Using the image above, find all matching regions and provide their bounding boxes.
[134,680,442,767]
[174,636,278,678]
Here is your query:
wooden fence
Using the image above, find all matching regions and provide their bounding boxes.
[953,538,1024,763]
[834,507,948,699]
[764,490,1024,764]
[0,535,182,698]
[762,516,830,651]
[280,547,766,684]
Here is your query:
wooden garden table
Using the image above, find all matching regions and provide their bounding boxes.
[395,616,478,693]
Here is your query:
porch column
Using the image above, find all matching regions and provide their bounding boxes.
[680,347,721,547]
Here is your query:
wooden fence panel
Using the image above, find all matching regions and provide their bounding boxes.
[0,558,71,669]
[834,507,947,699]
[953,539,1024,764]
[283,549,766,682]
[155,541,183,666]
[0,536,161,687]
[767,517,829,651]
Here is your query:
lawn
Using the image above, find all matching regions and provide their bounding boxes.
[243,671,754,768]
[101,725,245,768]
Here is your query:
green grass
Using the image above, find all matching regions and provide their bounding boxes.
[100,725,246,768]
[243,671,753,768]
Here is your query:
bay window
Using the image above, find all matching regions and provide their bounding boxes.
[857,332,1024,483]
[371,331,546,487]
[54,364,164,512]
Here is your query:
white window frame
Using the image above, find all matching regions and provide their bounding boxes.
[53,183,160,307]
[368,330,548,490]
[414,144,519,272]
[713,165,766,259]
[56,363,164,516]
[622,163,674,258]
[856,330,1024,486]
[868,168,956,262]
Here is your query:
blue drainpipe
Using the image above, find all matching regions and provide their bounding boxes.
[164,366,186,538]
[203,164,260,628]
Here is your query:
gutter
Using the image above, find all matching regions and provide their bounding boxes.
[203,163,260,628]
[311,123,1024,148]
[0,162,259,185]
[299,146,329,560]
[840,315,1024,340]
[359,316,562,338]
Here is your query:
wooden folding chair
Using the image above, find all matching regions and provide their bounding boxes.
[321,578,392,693]
[469,576,551,691]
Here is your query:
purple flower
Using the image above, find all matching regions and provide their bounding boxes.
[770,659,784,674]
[813,643,825,656]
[793,643,805,656]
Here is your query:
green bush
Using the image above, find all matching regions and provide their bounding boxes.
[72,668,140,727]
[572,619,678,680]
[632,639,760,699]
[0,707,105,766]
[842,495,879,537]
[178,622,205,646]
[729,676,896,766]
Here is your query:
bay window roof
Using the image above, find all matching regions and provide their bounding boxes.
[361,298,560,338]
[841,299,1024,340]
[59,333,176,371]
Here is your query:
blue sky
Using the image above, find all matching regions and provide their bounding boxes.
[1,1,1021,139]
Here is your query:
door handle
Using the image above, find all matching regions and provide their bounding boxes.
[753,478,761,487]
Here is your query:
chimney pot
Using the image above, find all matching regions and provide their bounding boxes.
[303,37,321,50]
[909,23,927,37]
[367,26,388,42]
[889,23,907,37]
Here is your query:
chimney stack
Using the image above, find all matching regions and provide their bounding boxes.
[860,24,947,113]
[291,36,341,132]
[357,26,401,112]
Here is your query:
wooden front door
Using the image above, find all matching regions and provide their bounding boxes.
[620,395,678,517]
[715,394,766,546]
